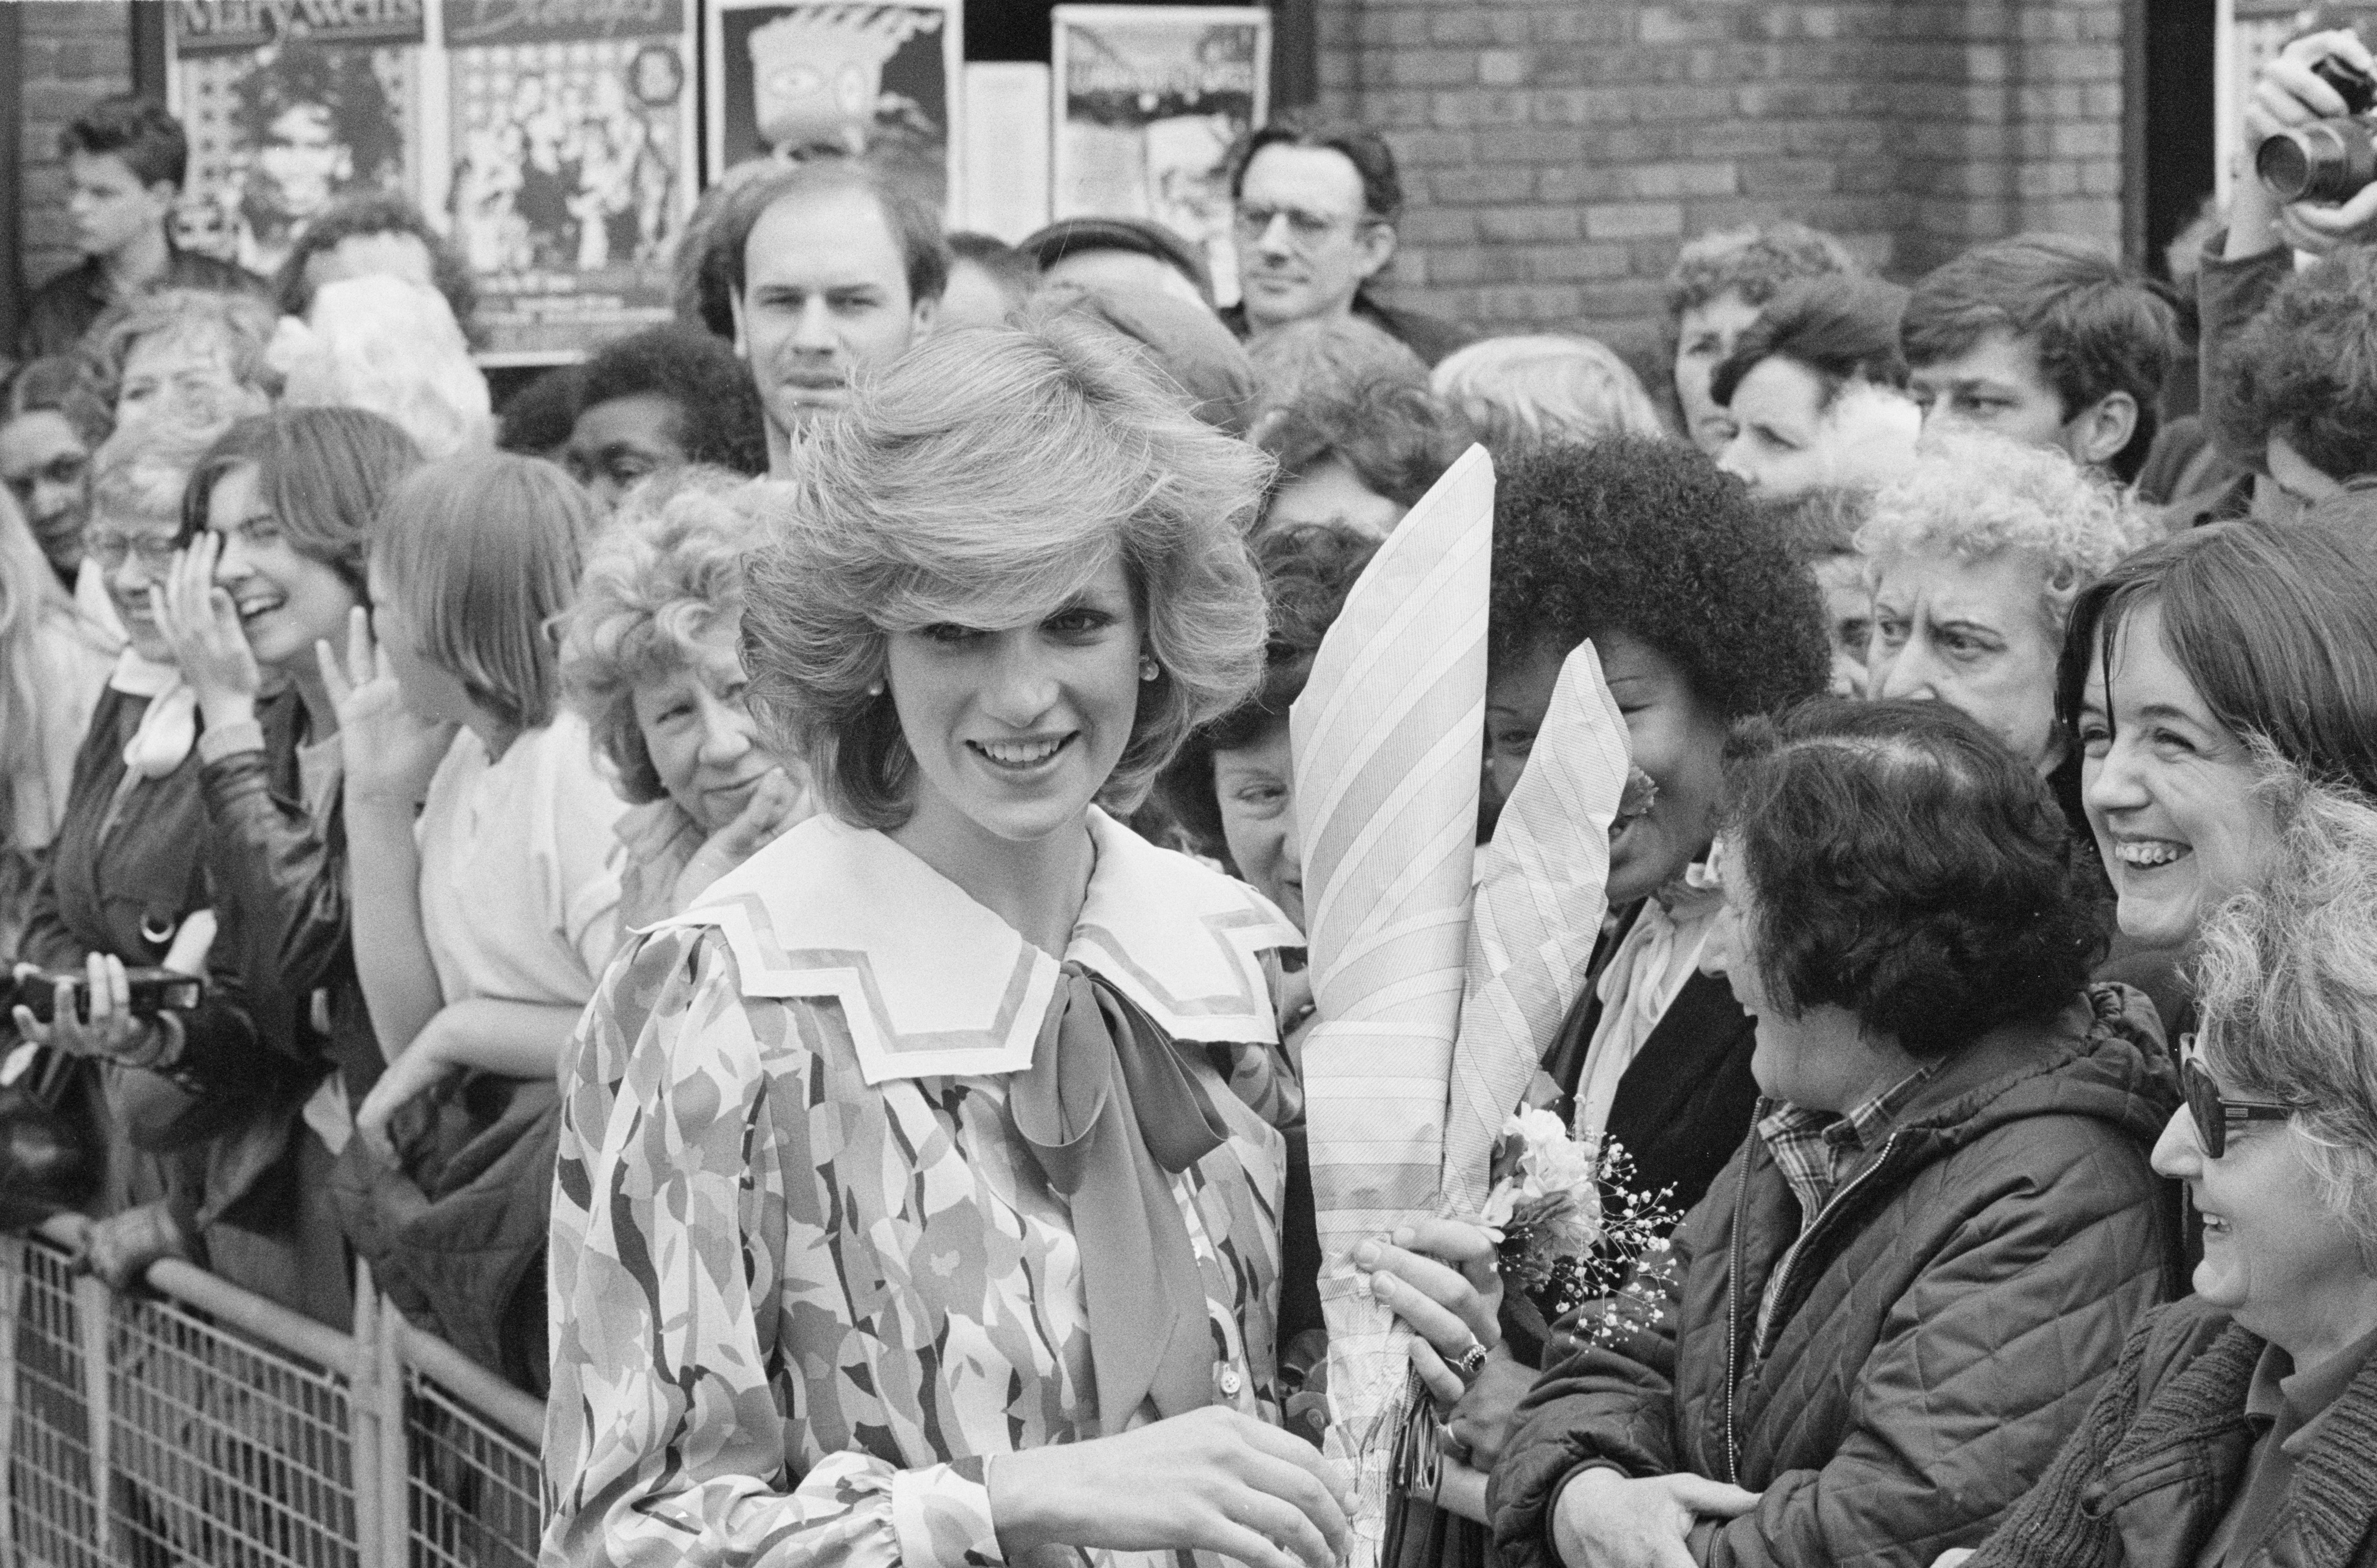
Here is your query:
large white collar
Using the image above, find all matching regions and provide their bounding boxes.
[650,808,1302,1084]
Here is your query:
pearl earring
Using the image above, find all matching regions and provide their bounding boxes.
[1140,657,1159,683]
[867,681,885,698]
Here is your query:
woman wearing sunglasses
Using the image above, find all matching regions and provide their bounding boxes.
[1946,773,2377,1568]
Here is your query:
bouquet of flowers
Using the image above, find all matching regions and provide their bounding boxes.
[1480,1106,1681,1339]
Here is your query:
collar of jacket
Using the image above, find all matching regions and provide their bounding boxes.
[646,806,1302,1083]
[2091,1318,2377,1568]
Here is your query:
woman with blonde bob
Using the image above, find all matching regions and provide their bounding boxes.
[1431,333,1669,449]
[559,469,811,929]
[545,319,1354,1568]
[1861,428,2157,816]
[1947,772,2377,1568]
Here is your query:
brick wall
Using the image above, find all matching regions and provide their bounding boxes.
[15,1,136,300]
[1317,0,2129,373]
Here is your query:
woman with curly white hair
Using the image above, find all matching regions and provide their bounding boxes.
[559,469,811,930]
[1862,428,2158,820]
[543,317,1352,1568]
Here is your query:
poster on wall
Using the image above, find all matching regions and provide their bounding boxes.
[1050,5,1268,306]
[702,0,963,216]
[438,0,700,362]
[165,0,431,280]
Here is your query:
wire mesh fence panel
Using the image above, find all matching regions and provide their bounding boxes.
[4,1235,105,1568]
[102,1290,359,1568]
[404,1369,544,1568]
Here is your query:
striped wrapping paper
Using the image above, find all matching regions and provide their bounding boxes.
[1440,640,1631,1213]
[1291,445,1492,1564]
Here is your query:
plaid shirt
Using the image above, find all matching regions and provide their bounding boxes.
[1751,1063,1939,1344]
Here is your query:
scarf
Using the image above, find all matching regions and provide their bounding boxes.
[1571,860,1725,1149]
[109,651,196,781]
[1006,962,1233,1434]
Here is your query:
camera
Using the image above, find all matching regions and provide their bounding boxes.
[2257,54,2377,204]
[11,968,205,1027]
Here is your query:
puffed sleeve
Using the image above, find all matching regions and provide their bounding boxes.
[541,926,1005,1568]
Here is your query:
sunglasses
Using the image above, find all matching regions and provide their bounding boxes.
[2178,1034,2297,1158]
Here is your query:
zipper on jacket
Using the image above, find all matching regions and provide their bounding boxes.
[1723,1162,1749,1486]
[1752,1130,1909,1364]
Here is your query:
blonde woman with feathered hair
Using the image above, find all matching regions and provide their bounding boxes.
[544,318,1355,1568]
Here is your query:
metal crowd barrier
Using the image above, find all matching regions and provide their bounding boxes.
[1,1215,548,1568]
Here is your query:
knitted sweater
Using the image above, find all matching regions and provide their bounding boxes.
[1970,1298,2377,1568]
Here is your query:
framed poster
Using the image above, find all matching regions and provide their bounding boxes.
[702,0,964,215]
[959,61,1051,240]
[437,0,701,363]
[1050,5,1269,305]
[165,0,431,279]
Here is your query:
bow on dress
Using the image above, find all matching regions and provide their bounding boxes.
[1006,962,1234,1435]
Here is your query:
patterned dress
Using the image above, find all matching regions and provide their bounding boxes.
[544,809,1305,1568]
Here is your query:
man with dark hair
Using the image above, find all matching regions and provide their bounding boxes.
[1902,233,2177,484]
[2224,247,2377,512]
[19,94,257,358]
[231,39,401,276]
[1223,117,1473,365]
[712,159,946,473]
[564,325,769,508]
[273,193,482,346]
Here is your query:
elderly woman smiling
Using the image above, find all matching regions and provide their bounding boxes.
[559,471,810,929]
[1948,775,2377,1568]
[1863,429,2157,826]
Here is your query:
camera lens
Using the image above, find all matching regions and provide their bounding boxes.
[2257,119,2377,204]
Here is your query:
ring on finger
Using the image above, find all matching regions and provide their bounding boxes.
[1452,1340,1490,1380]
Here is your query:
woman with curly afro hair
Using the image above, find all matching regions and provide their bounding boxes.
[1365,437,1830,1534]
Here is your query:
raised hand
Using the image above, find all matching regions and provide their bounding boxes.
[1357,1218,1505,1407]
[677,766,812,904]
[2244,30,2377,253]
[154,532,264,729]
[9,952,181,1066]
[989,1405,1355,1568]
[318,606,457,809]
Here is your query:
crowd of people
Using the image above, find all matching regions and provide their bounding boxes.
[8,25,2377,1568]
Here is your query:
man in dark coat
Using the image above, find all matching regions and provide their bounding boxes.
[20,95,258,359]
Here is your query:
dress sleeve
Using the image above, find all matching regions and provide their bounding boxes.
[542,925,1006,1568]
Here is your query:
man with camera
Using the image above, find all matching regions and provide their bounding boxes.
[2199,29,2377,518]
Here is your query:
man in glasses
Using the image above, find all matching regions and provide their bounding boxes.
[1223,119,1474,366]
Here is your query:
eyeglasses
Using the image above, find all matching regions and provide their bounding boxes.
[84,530,179,570]
[1232,202,1360,247]
[2178,1034,2298,1158]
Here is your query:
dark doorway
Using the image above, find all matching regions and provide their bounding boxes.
[2137,0,2217,278]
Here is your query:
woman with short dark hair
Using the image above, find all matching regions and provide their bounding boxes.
[1491,698,2182,1568]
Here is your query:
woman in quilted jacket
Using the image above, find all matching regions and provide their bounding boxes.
[1945,770,2377,1568]
[1489,697,2184,1568]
